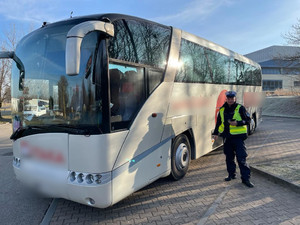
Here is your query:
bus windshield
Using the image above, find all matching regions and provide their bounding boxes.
[11,21,104,135]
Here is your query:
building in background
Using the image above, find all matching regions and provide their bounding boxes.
[245,46,300,91]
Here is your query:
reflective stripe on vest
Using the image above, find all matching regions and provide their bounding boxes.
[218,104,247,135]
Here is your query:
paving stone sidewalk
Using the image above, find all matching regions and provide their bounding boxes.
[248,116,300,191]
[46,116,300,225]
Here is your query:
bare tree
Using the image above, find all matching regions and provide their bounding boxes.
[274,19,300,89]
[0,24,23,118]
[0,45,11,118]
[280,19,300,62]
[283,18,300,47]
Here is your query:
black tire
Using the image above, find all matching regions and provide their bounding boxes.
[170,134,191,180]
[248,117,256,135]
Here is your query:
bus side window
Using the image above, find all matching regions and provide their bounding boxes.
[148,69,163,94]
[122,71,138,120]
[109,69,122,117]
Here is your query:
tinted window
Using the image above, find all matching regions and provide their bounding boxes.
[13,28,103,125]
[148,69,164,94]
[108,20,137,63]
[252,68,262,86]
[127,20,171,68]
[175,39,205,83]
[175,39,261,86]
[108,63,146,130]
[176,39,230,84]
[203,48,229,83]
[108,19,171,69]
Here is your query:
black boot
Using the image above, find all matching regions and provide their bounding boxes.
[224,174,236,181]
[242,180,254,188]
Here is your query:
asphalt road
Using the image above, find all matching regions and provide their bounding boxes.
[0,123,52,225]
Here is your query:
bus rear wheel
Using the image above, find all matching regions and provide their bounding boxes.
[170,134,191,180]
[248,117,256,135]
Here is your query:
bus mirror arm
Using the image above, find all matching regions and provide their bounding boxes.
[66,21,114,76]
[0,51,25,90]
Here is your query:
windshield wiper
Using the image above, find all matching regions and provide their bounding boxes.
[10,126,47,140]
[10,124,103,141]
[49,124,103,135]
[48,124,87,134]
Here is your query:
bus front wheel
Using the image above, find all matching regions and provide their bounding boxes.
[170,134,191,180]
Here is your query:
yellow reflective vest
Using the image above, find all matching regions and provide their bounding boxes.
[218,104,247,135]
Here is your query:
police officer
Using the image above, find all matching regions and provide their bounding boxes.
[212,91,254,188]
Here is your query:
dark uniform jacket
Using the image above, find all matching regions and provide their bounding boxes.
[213,102,251,140]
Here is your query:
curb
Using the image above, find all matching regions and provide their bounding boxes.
[40,198,58,225]
[250,165,300,194]
[262,114,300,119]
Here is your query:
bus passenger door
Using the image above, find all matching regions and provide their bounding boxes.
[108,63,146,131]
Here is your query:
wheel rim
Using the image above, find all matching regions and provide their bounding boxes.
[175,143,189,170]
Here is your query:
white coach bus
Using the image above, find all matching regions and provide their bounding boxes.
[0,14,262,208]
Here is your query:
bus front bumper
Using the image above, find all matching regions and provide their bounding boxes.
[13,162,113,208]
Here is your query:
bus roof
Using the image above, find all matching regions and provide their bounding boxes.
[34,13,260,69]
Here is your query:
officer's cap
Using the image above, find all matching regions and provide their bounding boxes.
[225,91,236,98]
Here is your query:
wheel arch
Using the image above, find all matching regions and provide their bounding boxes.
[252,112,257,128]
[169,129,194,180]
[248,111,257,135]
[173,129,196,160]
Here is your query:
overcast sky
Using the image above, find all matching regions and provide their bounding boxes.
[0,0,299,55]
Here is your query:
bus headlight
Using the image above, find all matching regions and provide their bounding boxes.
[69,171,76,182]
[85,174,94,184]
[13,157,21,168]
[77,173,84,183]
[94,174,102,184]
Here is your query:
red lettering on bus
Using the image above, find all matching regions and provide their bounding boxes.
[20,141,65,164]
[215,90,227,124]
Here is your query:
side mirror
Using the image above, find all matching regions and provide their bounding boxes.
[65,21,114,76]
[0,51,25,90]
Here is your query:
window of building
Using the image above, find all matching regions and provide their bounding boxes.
[262,68,281,74]
[294,81,300,87]
[283,68,300,75]
[262,80,282,91]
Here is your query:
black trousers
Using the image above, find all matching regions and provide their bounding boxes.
[223,137,251,181]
